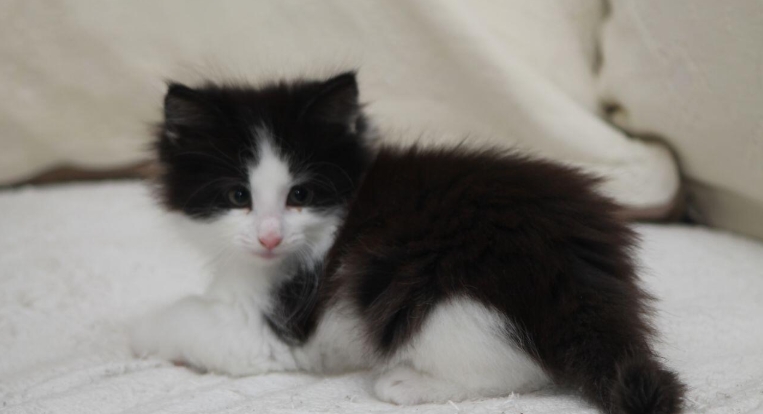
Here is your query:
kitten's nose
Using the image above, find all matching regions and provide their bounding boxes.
[258,234,282,250]
[257,216,282,250]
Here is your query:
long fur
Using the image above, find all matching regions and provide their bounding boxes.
[132,71,685,414]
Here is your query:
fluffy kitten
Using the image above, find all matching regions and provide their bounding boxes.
[131,72,685,413]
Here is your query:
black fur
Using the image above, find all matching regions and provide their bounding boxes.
[323,146,685,413]
[155,72,685,414]
[155,71,372,218]
[265,260,324,346]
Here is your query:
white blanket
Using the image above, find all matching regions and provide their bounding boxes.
[1,182,762,413]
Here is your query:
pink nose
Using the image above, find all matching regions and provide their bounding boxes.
[258,234,282,250]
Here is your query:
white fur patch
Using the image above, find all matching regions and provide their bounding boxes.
[130,294,297,376]
[293,302,369,373]
[377,298,549,404]
[249,139,292,217]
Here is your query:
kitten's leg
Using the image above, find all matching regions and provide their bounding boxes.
[130,295,296,376]
[375,365,470,405]
[374,299,549,404]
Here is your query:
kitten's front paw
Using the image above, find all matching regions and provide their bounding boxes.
[128,297,277,377]
[129,314,210,373]
[129,312,175,360]
[128,298,205,367]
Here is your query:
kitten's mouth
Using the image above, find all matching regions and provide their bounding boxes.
[252,250,279,260]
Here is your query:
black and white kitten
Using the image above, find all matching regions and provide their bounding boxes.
[131,72,685,414]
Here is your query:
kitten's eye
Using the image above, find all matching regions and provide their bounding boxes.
[227,186,250,208]
[287,185,313,207]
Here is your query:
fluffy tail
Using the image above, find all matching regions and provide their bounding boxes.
[609,356,685,414]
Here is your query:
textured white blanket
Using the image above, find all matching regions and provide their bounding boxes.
[1,182,761,413]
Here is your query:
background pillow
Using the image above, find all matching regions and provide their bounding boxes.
[599,0,763,238]
[0,0,679,216]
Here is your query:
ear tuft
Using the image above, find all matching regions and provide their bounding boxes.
[163,82,209,131]
[302,71,360,128]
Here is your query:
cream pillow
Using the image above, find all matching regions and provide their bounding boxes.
[599,0,763,238]
[0,0,679,215]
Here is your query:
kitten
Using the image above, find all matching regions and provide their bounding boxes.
[131,72,685,413]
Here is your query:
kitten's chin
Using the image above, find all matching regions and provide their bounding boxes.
[247,249,287,265]
[252,250,279,260]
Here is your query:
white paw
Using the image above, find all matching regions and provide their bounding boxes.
[129,313,165,359]
[128,298,222,372]
[128,297,283,377]
[128,310,188,365]
[374,366,466,405]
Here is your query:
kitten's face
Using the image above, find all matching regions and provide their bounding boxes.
[155,72,372,266]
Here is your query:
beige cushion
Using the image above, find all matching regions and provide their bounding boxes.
[0,0,679,213]
[599,0,763,238]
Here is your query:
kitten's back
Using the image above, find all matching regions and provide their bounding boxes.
[327,145,684,413]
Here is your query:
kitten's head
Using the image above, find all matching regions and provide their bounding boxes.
[155,72,373,266]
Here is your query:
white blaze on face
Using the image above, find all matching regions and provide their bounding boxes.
[249,140,292,248]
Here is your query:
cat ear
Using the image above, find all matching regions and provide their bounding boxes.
[301,71,360,129]
[163,82,211,133]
